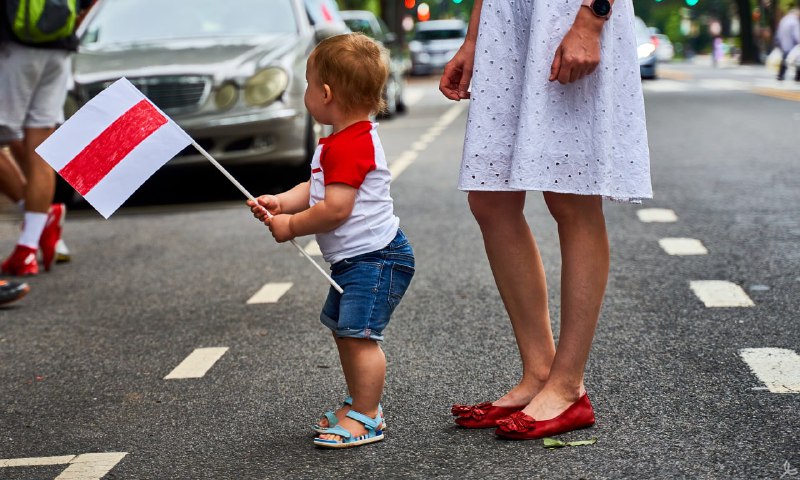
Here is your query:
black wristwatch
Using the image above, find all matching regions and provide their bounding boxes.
[581,0,612,20]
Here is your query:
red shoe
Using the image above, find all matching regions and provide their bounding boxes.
[1,245,39,276]
[495,393,596,440]
[452,402,526,429]
[40,203,65,272]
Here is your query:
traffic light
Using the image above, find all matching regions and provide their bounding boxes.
[685,0,699,6]
[453,0,464,3]
[417,2,430,21]
[404,0,415,8]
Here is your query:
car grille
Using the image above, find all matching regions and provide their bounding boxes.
[82,76,210,114]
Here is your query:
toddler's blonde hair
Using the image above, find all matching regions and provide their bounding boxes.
[309,33,389,115]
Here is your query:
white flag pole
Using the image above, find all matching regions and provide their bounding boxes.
[191,140,343,294]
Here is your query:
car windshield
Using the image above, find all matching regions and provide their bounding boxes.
[81,0,298,47]
[414,28,465,41]
[343,18,377,38]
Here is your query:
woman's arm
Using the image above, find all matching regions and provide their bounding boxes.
[550,0,615,85]
[439,0,483,100]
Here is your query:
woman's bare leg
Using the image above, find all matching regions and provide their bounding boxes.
[467,191,555,406]
[521,192,609,420]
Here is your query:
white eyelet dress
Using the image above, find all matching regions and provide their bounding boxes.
[459,0,652,203]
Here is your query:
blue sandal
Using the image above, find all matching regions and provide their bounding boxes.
[313,410,384,449]
[312,397,386,433]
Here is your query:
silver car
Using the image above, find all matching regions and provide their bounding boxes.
[408,19,466,76]
[68,0,345,175]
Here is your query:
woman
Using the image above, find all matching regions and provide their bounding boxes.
[441,0,652,439]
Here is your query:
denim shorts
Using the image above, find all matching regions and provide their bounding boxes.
[320,229,415,341]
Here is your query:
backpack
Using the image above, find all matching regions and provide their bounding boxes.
[7,0,78,43]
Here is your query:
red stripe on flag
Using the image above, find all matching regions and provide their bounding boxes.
[59,100,167,196]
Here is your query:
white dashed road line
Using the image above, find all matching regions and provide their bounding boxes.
[164,347,229,380]
[637,208,678,223]
[0,452,128,480]
[740,348,800,393]
[389,102,466,181]
[246,282,293,304]
[689,280,755,307]
[658,237,709,255]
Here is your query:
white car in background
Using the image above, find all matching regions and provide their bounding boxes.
[653,33,675,63]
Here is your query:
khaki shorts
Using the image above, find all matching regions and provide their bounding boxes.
[0,42,69,137]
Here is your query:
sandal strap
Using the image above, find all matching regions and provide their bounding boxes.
[320,425,352,439]
[322,411,338,427]
[345,410,381,430]
[343,396,353,406]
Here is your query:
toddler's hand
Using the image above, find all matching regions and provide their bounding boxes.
[247,195,281,226]
[268,214,295,243]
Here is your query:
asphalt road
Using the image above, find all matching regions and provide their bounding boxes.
[1,65,798,479]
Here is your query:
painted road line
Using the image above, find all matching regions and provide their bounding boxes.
[637,208,678,223]
[642,80,692,93]
[388,102,466,181]
[658,238,708,256]
[0,455,75,467]
[751,87,800,102]
[739,348,800,393]
[404,88,425,108]
[0,453,127,479]
[656,68,692,81]
[390,150,419,179]
[164,347,229,379]
[689,280,754,307]
[246,282,293,304]
[302,239,322,256]
[55,453,129,480]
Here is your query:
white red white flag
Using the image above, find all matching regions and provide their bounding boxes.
[36,78,192,218]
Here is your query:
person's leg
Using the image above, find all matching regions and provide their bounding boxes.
[317,337,385,441]
[315,334,356,429]
[778,53,788,81]
[0,146,25,202]
[19,127,56,213]
[521,192,609,420]
[467,191,555,407]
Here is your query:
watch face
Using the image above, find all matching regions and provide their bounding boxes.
[592,0,611,16]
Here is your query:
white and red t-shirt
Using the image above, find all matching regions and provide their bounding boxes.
[309,121,399,264]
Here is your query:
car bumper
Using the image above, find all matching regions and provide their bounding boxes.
[410,52,454,74]
[639,55,657,79]
[169,107,307,167]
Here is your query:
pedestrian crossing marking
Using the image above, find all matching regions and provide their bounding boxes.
[689,280,754,307]
[658,238,708,255]
[302,239,322,257]
[0,452,127,479]
[165,347,229,379]
[740,348,800,393]
[246,282,293,304]
[637,208,678,223]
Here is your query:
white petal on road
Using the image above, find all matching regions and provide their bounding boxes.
[246,282,293,304]
[690,280,754,307]
[55,453,128,480]
[164,347,229,379]
[659,238,709,255]
[637,208,678,223]
[739,348,800,393]
[0,455,75,467]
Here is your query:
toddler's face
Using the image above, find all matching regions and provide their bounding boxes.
[304,62,332,126]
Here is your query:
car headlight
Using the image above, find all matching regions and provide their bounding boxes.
[244,68,288,107]
[637,43,656,59]
[408,41,422,52]
[214,83,239,110]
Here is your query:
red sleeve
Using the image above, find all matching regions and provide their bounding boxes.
[320,126,376,189]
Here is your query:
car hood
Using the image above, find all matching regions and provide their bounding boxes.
[414,38,463,50]
[72,35,300,84]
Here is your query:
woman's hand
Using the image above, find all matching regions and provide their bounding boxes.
[549,8,605,84]
[247,195,281,226]
[440,41,476,100]
[268,214,295,243]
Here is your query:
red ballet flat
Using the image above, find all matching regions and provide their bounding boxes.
[494,393,596,440]
[451,401,526,429]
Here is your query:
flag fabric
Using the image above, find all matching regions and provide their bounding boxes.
[36,78,192,218]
